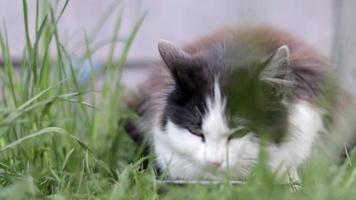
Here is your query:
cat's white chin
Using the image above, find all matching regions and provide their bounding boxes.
[152,123,259,181]
[153,140,255,181]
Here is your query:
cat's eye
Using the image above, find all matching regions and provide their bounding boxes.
[228,127,250,141]
[188,128,205,141]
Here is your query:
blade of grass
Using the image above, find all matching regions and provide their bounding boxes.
[0,22,17,107]
[22,0,36,83]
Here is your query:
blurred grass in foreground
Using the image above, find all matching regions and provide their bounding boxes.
[0,0,356,199]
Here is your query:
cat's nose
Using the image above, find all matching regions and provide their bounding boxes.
[211,161,222,168]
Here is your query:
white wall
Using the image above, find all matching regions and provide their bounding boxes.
[2,0,355,92]
[128,0,334,59]
[0,0,334,60]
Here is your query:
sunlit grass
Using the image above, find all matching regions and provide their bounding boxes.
[0,1,356,199]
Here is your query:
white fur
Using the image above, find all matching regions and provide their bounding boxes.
[152,82,323,181]
[267,100,323,181]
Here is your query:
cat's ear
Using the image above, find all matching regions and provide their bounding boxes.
[158,39,191,69]
[261,45,292,86]
[158,39,203,91]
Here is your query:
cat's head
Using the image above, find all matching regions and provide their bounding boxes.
[155,39,292,179]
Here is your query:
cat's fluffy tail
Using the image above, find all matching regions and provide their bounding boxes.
[122,86,146,143]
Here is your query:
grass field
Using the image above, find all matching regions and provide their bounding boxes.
[1,1,356,199]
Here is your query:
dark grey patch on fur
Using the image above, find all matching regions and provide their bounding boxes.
[158,39,292,143]
[158,42,226,131]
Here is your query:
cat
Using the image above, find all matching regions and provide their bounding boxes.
[124,26,342,182]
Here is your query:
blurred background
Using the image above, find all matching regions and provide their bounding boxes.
[1,1,356,198]
[0,0,355,95]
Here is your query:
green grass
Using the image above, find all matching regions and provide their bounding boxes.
[1,1,356,199]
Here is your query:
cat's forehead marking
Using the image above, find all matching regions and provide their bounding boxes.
[202,81,230,137]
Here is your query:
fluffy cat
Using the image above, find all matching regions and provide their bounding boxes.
[124,26,340,181]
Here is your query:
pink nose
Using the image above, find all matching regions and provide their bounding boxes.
[212,161,222,168]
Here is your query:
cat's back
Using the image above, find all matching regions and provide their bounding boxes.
[129,26,335,129]
[184,26,329,71]
[154,26,332,101]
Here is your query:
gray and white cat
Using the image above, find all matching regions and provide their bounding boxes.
[124,26,339,182]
